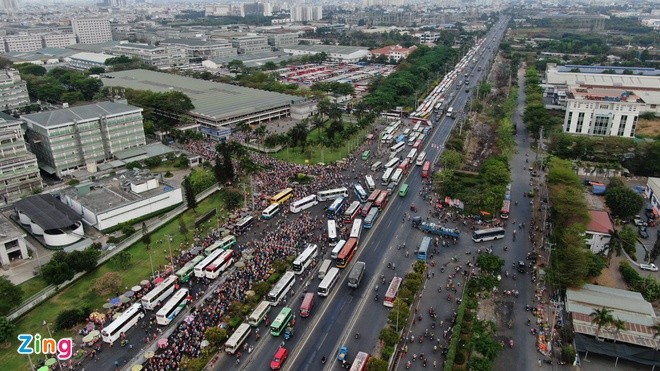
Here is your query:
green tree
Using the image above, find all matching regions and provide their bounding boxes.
[178,218,189,240]
[88,66,106,74]
[213,154,227,184]
[61,91,84,104]
[111,251,132,270]
[104,55,132,65]
[205,327,227,347]
[476,254,505,276]
[42,258,75,285]
[610,318,626,343]
[55,308,90,331]
[141,222,151,248]
[16,63,47,76]
[223,188,244,210]
[439,150,463,171]
[0,277,22,315]
[605,186,644,220]
[65,248,99,273]
[182,176,198,210]
[590,307,614,339]
[367,357,389,371]
[649,236,660,263]
[0,317,15,344]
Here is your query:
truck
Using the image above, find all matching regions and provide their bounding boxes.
[347,261,366,288]
[412,217,460,238]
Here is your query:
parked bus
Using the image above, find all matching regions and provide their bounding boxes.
[330,240,346,260]
[399,184,409,197]
[194,249,224,278]
[267,271,296,306]
[327,197,347,219]
[472,227,506,242]
[318,259,333,280]
[156,288,189,325]
[367,189,380,204]
[336,238,358,268]
[293,244,318,275]
[299,292,315,317]
[363,207,380,229]
[398,158,411,173]
[360,202,373,217]
[500,200,511,220]
[317,267,340,297]
[416,151,426,166]
[342,201,361,224]
[407,133,418,146]
[381,167,394,186]
[350,219,362,241]
[350,352,370,371]
[361,150,370,161]
[175,255,204,283]
[141,275,178,311]
[374,191,388,210]
[290,195,318,213]
[370,161,382,172]
[383,276,403,307]
[412,140,422,150]
[347,261,366,288]
[270,188,294,204]
[390,168,403,186]
[316,187,349,202]
[225,323,251,354]
[390,142,405,155]
[233,215,254,235]
[204,235,236,255]
[406,148,418,162]
[248,301,271,327]
[421,161,431,178]
[365,175,376,192]
[101,303,145,343]
[262,203,281,220]
[353,184,368,203]
[205,250,234,280]
[327,220,338,246]
[417,237,431,261]
[384,157,400,169]
[270,307,293,336]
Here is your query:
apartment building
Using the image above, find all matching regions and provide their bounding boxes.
[159,38,236,61]
[0,69,29,110]
[290,6,323,22]
[42,33,77,48]
[0,113,42,204]
[230,35,270,54]
[266,33,299,49]
[105,43,187,68]
[71,18,113,44]
[22,102,146,177]
[3,34,42,53]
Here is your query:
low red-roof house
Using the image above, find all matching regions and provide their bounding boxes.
[585,210,614,253]
[368,45,417,63]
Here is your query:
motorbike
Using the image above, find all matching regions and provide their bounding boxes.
[406,361,411,369]
[321,356,327,364]
[375,294,379,301]
[509,339,514,348]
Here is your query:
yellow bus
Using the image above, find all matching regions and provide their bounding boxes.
[270,188,294,204]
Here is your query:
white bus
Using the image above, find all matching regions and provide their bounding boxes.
[194,249,224,278]
[381,167,394,186]
[384,157,400,169]
[330,239,346,260]
[318,259,333,280]
[317,267,340,297]
[406,148,418,162]
[261,203,281,220]
[141,275,178,311]
[248,301,271,327]
[390,168,403,186]
[327,220,338,246]
[290,194,318,213]
[225,323,251,355]
[390,142,405,155]
[416,151,427,166]
[472,227,506,242]
[156,288,189,326]
[316,187,349,202]
[350,219,363,241]
[364,175,375,192]
[205,250,234,280]
[267,271,296,306]
[293,244,318,275]
[370,161,382,171]
[101,303,145,343]
[204,235,236,255]
[407,133,418,146]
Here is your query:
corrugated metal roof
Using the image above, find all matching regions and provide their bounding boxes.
[21,102,143,128]
[14,194,82,230]
[566,284,656,326]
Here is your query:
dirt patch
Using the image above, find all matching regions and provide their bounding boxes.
[462,120,498,172]
[591,255,634,290]
[636,117,660,138]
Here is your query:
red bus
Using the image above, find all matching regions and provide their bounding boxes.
[421,161,431,178]
[299,293,315,318]
[349,352,370,371]
[398,158,410,173]
[336,237,358,268]
[360,202,373,217]
[412,140,422,150]
[367,189,380,204]
[383,276,403,307]
[374,191,388,210]
[343,201,361,224]
[500,199,510,219]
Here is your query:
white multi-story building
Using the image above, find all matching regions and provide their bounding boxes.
[66,52,113,71]
[282,45,369,63]
[72,18,113,44]
[290,6,323,22]
[0,113,42,204]
[0,69,29,110]
[22,102,146,177]
[266,33,299,49]
[105,43,187,68]
[230,35,270,54]
[368,44,417,62]
[159,38,236,61]
[42,33,77,48]
[3,34,43,53]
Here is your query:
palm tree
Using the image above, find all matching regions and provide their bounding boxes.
[310,114,326,140]
[605,229,623,265]
[235,121,251,142]
[652,322,660,339]
[590,307,614,339]
[253,124,267,144]
[610,318,625,343]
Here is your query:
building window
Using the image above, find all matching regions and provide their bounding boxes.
[630,116,638,137]
[592,115,610,136]
[565,112,573,132]
[618,115,628,136]
[576,112,585,133]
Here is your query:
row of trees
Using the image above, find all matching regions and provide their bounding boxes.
[40,247,100,286]
[15,64,103,105]
[523,67,561,137]
[118,88,194,134]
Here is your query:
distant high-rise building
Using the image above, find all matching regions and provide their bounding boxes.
[1,0,18,12]
[0,113,42,204]
[290,6,323,22]
[72,18,113,44]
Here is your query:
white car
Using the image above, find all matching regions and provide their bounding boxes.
[639,263,659,272]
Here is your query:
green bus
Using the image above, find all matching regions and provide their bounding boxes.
[270,307,293,336]
[176,255,205,283]
[361,150,370,161]
[399,183,409,197]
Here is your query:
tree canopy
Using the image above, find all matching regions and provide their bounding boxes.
[605,178,644,220]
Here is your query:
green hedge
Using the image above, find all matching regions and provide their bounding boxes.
[101,203,182,233]
[619,261,660,301]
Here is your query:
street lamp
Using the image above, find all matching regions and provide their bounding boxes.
[42,321,62,370]
[165,234,174,269]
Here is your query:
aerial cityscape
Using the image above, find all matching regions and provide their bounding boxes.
[0,0,658,370]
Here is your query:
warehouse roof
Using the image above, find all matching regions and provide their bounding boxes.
[101,69,303,122]
[282,44,368,55]
[161,38,230,46]
[21,101,143,128]
[14,194,82,230]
